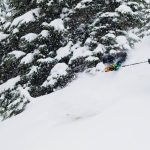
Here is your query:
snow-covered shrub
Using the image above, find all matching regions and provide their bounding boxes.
[55,41,72,63]
[19,33,38,53]
[42,63,73,90]
[0,87,30,120]
[27,58,57,97]
[0,76,30,120]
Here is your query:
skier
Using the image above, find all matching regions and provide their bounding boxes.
[102,52,127,72]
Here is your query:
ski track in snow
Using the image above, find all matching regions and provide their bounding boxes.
[0,36,150,150]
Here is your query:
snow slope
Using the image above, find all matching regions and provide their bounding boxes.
[0,36,150,150]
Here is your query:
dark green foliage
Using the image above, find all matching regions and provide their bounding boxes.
[0,53,21,83]
[0,88,30,120]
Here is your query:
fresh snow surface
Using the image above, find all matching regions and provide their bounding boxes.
[1,36,150,150]
[116,35,128,45]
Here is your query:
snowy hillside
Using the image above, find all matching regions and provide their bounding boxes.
[0,35,150,150]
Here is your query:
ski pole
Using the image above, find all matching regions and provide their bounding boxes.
[122,60,148,68]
